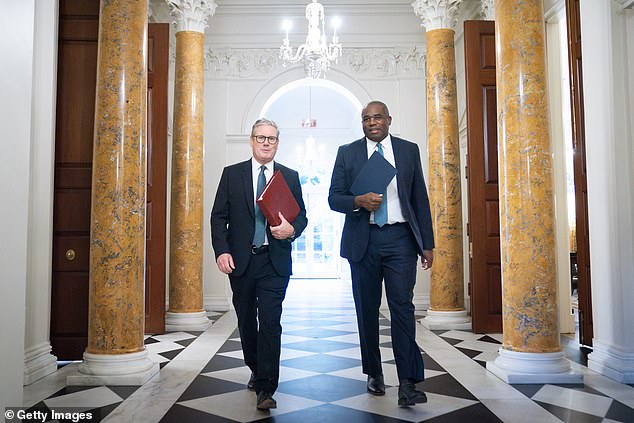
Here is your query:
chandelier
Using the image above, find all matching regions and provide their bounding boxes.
[280,0,342,79]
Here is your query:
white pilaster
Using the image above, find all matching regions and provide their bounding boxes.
[24,0,59,386]
[68,351,159,386]
[24,343,58,386]
[580,0,634,383]
[411,0,463,31]
[487,349,583,384]
[166,0,217,33]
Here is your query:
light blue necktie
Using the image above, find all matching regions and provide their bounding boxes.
[374,143,388,227]
[253,165,267,246]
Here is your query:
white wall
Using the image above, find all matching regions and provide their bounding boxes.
[203,67,429,310]
[191,1,436,310]
[0,0,35,409]
[199,51,431,310]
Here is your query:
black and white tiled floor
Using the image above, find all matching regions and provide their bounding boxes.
[23,280,634,422]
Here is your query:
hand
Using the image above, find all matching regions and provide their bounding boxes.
[216,253,235,274]
[421,250,433,270]
[270,212,295,240]
[354,192,384,212]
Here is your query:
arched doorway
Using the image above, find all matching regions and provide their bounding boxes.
[261,79,363,278]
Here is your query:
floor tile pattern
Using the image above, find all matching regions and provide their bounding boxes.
[22,281,634,422]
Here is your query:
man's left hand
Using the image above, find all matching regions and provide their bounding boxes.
[421,250,433,270]
[270,212,295,240]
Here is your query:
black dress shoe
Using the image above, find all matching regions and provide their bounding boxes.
[366,374,386,396]
[247,372,256,391]
[256,391,277,410]
[398,380,427,407]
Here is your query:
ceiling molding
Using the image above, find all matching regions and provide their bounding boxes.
[212,2,421,17]
[203,46,425,80]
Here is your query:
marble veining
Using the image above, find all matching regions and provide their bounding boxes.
[426,28,465,312]
[495,0,560,353]
[88,0,148,355]
[168,31,206,313]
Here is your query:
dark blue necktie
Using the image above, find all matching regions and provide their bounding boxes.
[374,143,388,227]
[253,165,267,246]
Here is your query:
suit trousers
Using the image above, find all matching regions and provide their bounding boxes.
[229,251,289,394]
[349,223,425,382]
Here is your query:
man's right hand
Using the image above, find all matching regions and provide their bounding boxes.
[354,192,384,212]
[216,253,235,274]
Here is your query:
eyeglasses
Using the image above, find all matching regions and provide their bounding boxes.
[252,135,279,144]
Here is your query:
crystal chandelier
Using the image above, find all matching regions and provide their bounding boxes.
[280,0,342,79]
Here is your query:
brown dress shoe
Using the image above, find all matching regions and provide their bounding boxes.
[398,380,427,407]
[366,374,386,396]
[256,391,277,410]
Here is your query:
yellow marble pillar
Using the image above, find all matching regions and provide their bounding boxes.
[426,28,465,315]
[168,31,205,315]
[72,0,159,385]
[486,0,580,384]
[495,0,560,354]
[166,1,216,331]
[87,0,148,357]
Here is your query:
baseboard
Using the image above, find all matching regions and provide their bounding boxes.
[24,342,57,385]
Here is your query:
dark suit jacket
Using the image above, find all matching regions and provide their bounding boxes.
[211,159,307,277]
[328,136,434,262]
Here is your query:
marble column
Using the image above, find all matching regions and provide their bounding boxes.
[69,0,159,386]
[486,0,581,384]
[165,0,216,332]
[413,0,470,330]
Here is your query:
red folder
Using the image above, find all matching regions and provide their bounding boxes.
[256,170,300,226]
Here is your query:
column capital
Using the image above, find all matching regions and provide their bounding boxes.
[480,0,495,20]
[166,0,217,34]
[411,0,463,32]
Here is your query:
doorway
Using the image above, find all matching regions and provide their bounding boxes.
[262,79,363,279]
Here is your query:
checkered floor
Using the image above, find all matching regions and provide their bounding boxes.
[23,279,634,422]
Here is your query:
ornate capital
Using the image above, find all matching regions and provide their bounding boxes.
[166,0,217,33]
[480,0,495,20]
[411,0,463,31]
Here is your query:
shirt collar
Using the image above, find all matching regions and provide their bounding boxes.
[366,134,392,154]
[252,158,273,174]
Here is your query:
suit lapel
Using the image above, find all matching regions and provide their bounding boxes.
[353,138,368,167]
[242,160,255,219]
[391,137,408,202]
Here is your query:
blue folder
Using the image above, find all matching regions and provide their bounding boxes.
[350,151,397,195]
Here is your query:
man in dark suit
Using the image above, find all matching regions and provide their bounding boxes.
[211,118,307,410]
[328,101,434,407]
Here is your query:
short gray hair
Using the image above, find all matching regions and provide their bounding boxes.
[251,118,280,137]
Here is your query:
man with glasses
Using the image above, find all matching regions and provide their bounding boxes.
[329,101,434,407]
[211,118,307,410]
